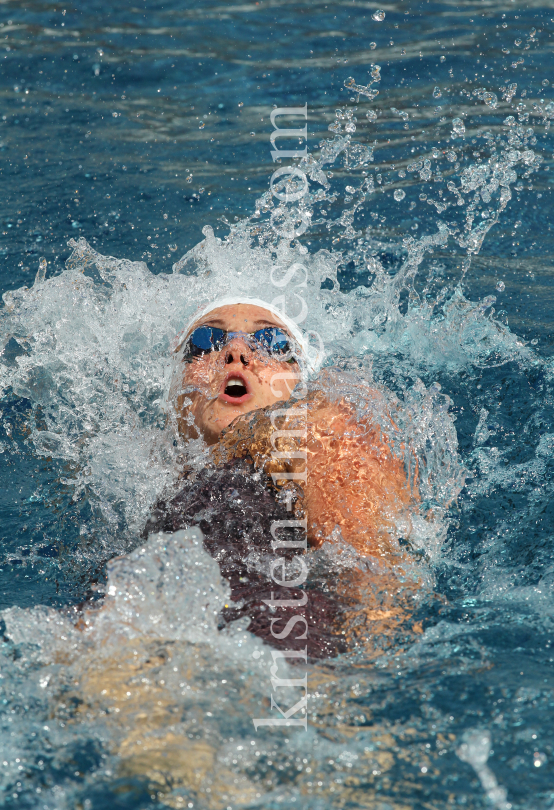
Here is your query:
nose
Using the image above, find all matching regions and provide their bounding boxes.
[224,336,251,367]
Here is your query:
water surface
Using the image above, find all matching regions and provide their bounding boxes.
[1,2,554,809]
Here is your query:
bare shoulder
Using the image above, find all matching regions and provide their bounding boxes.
[299,389,417,557]
[304,388,396,456]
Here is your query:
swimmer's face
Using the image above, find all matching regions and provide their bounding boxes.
[174,304,301,445]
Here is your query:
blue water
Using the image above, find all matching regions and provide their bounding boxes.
[1,1,554,808]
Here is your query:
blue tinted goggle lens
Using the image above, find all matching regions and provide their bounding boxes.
[255,328,290,353]
[186,326,226,358]
[183,326,293,361]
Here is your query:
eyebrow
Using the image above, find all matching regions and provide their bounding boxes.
[200,318,286,330]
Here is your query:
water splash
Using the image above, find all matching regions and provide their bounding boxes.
[457,730,511,810]
[0,67,552,808]
[1,70,546,566]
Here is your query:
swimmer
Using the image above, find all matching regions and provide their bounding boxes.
[165,296,416,558]
[144,296,422,659]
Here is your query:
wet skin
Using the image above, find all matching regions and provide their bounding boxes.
[175,304,300,446]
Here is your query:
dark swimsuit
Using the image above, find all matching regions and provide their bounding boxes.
[143,458,346,660]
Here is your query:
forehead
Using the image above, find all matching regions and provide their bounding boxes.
[195,304,287,332]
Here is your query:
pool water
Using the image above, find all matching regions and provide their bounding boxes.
[1,1,554,808]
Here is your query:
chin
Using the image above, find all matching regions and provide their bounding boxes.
[205,402,254,436]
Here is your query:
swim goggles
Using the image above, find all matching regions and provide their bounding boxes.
[181,325,296,362]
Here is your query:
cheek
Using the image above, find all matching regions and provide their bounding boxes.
[182,358,215,390]
[177,361,216,422]
[256,361,298,402]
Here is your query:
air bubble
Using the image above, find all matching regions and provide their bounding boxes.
[496,281,505,292]
[394,189,406,201]
[433,87,442,99]
[370,42,377,50]
[440,55,446,62]
[366,110,377,121]
[372,10,385,21]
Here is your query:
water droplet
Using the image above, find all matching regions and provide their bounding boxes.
[482,91,498,109]
[394,189,406,201]
[372,9,385,21]
[433,86,442,99]
[496,280,505,292]
[452,117,465,136]
[34,257,47,285]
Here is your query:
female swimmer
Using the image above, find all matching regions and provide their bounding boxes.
[144,297,419,659]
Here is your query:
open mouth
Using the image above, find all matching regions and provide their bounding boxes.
[220,374,250,402]
[225,377,248,397]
